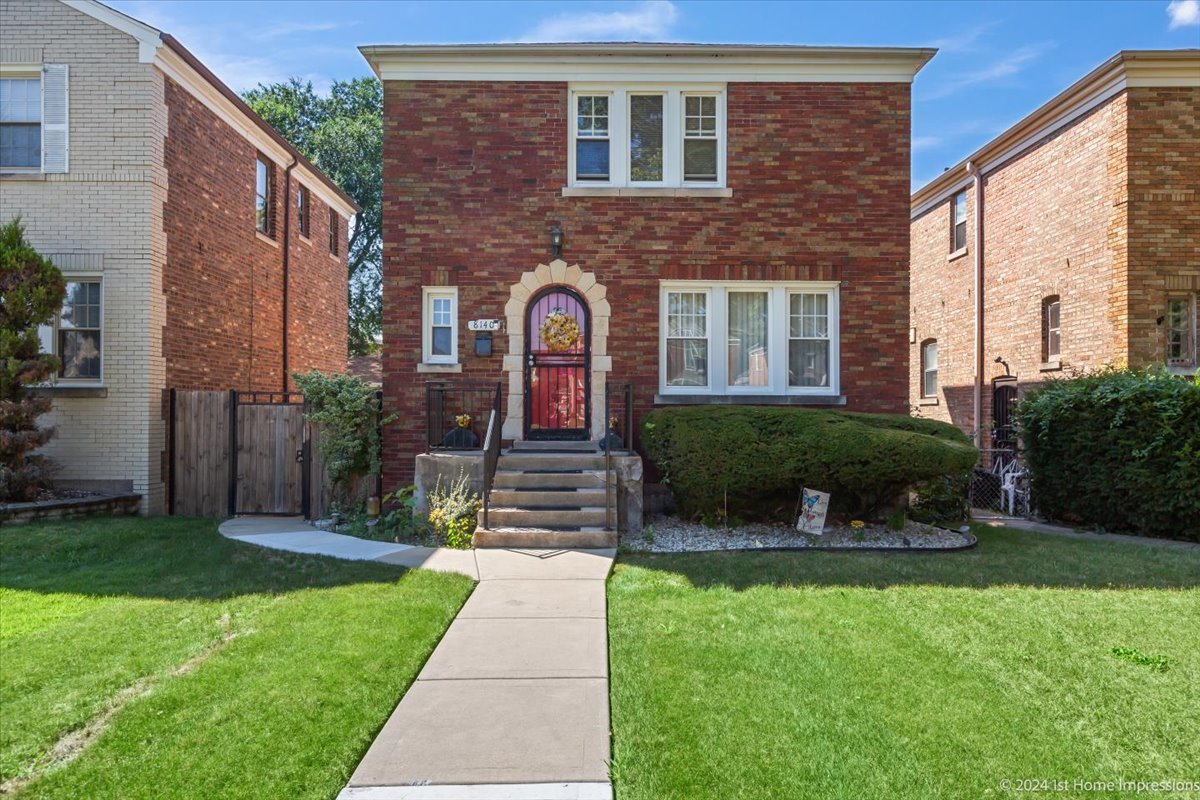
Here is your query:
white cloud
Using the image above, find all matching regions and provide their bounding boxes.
[912,135,942,152]
[928,23,996,55]
[250,21,354,42]
[517,0,679,43]
[920,43,1055,100]
[1167,0,1200,28]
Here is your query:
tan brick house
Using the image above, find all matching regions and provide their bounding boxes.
[1,0,358,512]
[909,50,1199,449]
[361,43,933,542]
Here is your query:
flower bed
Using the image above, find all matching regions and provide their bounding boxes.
[625,515,975,553]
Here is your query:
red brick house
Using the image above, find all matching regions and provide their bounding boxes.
[1,0,358,512]
[909,50,1199,450]
[361,43,933,540]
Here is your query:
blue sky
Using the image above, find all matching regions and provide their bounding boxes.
[110,0,1200,190]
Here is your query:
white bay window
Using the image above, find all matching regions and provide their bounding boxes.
[569,85,725,189]
[660,282,839,398]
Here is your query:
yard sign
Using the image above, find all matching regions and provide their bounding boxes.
[796,488,830,534]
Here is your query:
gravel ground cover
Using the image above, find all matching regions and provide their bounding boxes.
[625,515,973,552]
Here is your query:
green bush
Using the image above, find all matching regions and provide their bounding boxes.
[641,406,977,521]
[1015,367,1200,541]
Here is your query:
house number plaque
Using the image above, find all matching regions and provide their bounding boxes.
[468,319,502,331]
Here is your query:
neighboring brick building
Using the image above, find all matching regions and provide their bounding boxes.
[909,50,1199,449]
[361,43,935,491]
[1,0,356,512]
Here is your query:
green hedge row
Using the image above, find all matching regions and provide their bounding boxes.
[641,406,978,521]
[1015,368,1200,541]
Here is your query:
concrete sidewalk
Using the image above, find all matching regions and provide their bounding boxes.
[342,548,615,800]
[217,518,615,799]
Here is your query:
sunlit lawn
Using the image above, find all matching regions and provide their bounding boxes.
[608,525,1200,799]
[1,517,473,799]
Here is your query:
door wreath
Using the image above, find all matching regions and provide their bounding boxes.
[539,311,581,353]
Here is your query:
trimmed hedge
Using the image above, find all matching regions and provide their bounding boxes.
[641,406,978,521]
[1015,368,1200,541]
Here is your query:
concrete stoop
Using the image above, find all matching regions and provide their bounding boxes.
[474,443,618,549]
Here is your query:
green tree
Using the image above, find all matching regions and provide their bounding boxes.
[243,78,382,355]
[1,219,66,501]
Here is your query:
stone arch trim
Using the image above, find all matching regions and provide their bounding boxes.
[501,259,611,440]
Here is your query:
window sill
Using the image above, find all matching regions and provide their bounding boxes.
[0,171,46,181]
[255,230,279,248]
[562,186,733,198]
[31,384,108,398]
[918,396,939,406]
[417,362,463,374]
[654,393,846,406]
[1167,364,1199,376]
[948,247,969,262]
[298,233,312,245]
[1039,360,1062,373]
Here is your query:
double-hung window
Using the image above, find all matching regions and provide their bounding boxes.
[37,279,103,382]
[255,156,273,236]
[0,76,40,169]
[1166,295,1196,368]
[422,287,458,365]
[296,184,310,238]
[1042,296,1061,363]
[921,340,938,398]
[569,86,725,188]
[952,191,967,252]
[660,282,839,397]
[328,208,339,256]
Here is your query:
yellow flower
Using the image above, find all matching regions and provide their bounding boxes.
[850,519,866,529]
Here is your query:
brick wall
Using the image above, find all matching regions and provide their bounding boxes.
[1125,86,1200,365]
[381,79,913,485]
[910,85,1199,444]
[163,76,348,392]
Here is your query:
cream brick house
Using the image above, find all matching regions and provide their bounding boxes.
[1,0,357,513]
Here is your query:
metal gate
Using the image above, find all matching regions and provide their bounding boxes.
[524,286,590,440]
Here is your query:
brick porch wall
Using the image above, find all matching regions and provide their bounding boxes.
[381,80,913,486]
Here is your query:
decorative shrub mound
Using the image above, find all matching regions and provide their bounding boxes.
[641,406,977,521]
[1015,368,1200,541]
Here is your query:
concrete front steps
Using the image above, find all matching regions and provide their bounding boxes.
[474,441,618,549]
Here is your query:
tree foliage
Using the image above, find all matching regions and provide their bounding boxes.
[1,219,66,501]
[243,78,382,355]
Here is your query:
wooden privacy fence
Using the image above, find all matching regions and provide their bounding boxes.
[169,389,379,519]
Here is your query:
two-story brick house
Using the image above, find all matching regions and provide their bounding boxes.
[909,50,1199,449]
[361,43,933,541]
[1,0,358,513]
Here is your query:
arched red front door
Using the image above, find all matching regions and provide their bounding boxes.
[524,286,590,440]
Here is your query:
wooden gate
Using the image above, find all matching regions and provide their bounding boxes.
[170,390,311,518]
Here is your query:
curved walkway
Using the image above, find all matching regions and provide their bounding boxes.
[219,517,615,800]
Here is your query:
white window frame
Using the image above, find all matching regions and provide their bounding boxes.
[422,286,458,365]
[658,281,840,398]
[0,69,42,173]
[921,340,938,398]
[1166,294,1197,369]
[39,276,104,385]
[568,84,726,189]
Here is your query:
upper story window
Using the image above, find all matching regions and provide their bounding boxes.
[952,191,967,252]
[296,184,310,238]
[255,156,273,236]
[1042,296,1061,363]
[0,76,41,169]
[921,340,938,398]
[328,208,339,256]
[1166,294,1196,368]
[570,86,726,189]
[660,281,838,397]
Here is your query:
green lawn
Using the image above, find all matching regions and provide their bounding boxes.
[608,525,1200,800]
[0,517,473,799]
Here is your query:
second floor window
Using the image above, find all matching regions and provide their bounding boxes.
[1042,296,1061,362]
[570,86,725,188]
[0,77,41,169]
[297,185,310,238]
[952,191,967,252]
[328,208,339,256]
[255,156,273,236]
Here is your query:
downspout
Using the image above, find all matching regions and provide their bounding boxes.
[967,160,984,448]
[281,157,298,392]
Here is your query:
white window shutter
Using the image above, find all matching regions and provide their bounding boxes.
[41,64,69,174]
[37,323,54,354]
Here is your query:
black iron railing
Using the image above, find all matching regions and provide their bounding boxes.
[425,382,501,452]
[480,382,502,530]
[602,381,634,531]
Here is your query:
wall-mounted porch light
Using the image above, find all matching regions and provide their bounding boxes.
[549,226,564,259]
